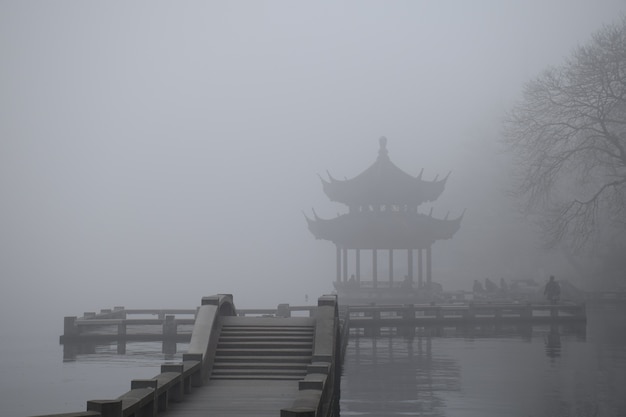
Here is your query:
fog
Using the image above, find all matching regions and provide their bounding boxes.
[1,1,625,329]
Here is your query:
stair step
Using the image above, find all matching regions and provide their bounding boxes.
[220,330,313,336]
[212,362,308,370]
[213,355,313,363]
[217,341,312,349]
[222,324,314,332]
[219,332,313,338]
[218,336,313,343]
[218,335,312,340]
[212,368,306,375]
[210,374,305,381]
[210,319,315,381]
[215,348,312,356]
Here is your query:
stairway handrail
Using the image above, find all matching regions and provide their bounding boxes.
[281,294,340,417]
[183,294,237,384]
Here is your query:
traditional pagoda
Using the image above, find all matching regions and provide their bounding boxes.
[306,137,463,303]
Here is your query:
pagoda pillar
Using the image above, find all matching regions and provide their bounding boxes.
[336,245,341,283]
[372,249,378,289]
[342,247,348,282]
[407,249,413,283]
[417,249,423,288]
[426,246,432,287]
[388,249,393,288]
[356,249,361,283]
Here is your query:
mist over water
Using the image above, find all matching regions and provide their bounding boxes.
[1,1,626,416]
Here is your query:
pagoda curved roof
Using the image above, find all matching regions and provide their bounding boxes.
[305,210,463,250]
[321,137,449,207]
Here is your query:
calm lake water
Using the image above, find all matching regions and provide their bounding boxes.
[1,304,624,417]
[340,303,626,417]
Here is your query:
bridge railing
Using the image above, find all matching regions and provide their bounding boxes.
[345,301,586,326]
[585,291,626,303]
[281,294,341,417]
[37,294,236,417]
[237,304,318,317]
[60,308,197,344]
[39,295,340,417]
[61,303,319,344]
[182,294,237,384]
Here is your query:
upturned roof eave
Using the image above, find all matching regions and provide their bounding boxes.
[306,212,462,249]
[321,142,449,206]
[322,173,448,206]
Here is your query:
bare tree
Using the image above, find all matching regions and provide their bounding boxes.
[503,18,626,258]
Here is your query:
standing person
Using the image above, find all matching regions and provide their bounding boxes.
[544,275,561,304]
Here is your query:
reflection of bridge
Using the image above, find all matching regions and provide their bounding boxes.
[49,296,586,417]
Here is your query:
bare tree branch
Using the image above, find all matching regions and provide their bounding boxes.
[503,17,626,255]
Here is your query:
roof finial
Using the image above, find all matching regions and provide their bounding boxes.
[378,136,388,158]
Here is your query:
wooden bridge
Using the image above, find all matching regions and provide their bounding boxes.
[45,296,588,417]
[53,294,343,417]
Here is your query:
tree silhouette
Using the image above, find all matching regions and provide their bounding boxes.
[504,18,626,261]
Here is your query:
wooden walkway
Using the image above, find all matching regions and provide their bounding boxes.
[59,294,341,417]
[346,302,587,327]
[164,380,299,417]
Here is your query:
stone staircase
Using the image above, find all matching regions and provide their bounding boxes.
[210,316,315,380]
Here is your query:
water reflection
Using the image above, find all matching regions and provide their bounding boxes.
[62,341,189,365]
[340,319,612,417]
[544,324,561,360]
[63,339,184,362]
[343,327,459,417]
[61,323,193,362]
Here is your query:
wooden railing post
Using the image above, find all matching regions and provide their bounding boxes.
[523,303,533,319]
[86,399,122,417]
[435,305,443,320]
[277,303,291,318]
[117,322,126,338]
[372,310,380,322]
[64,316,78,337]
[163,315,177,339]
[182,353,204,387]
[402,304,414,321]
[131,379,158,417]
[161,363,185,402]
[495,306,502,320]
[550,305,558,319]
[113,306,126,319]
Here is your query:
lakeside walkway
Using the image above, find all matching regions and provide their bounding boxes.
[50,294,591,417]
[164,380,299,417]
[71,294,341,417]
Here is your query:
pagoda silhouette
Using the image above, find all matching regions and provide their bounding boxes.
[306,137,463,303]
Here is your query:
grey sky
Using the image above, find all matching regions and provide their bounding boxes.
[1,1,625,322]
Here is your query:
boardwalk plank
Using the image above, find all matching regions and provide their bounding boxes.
[163,380,298,417]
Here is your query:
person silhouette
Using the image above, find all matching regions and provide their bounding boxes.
[544,275,561,304]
